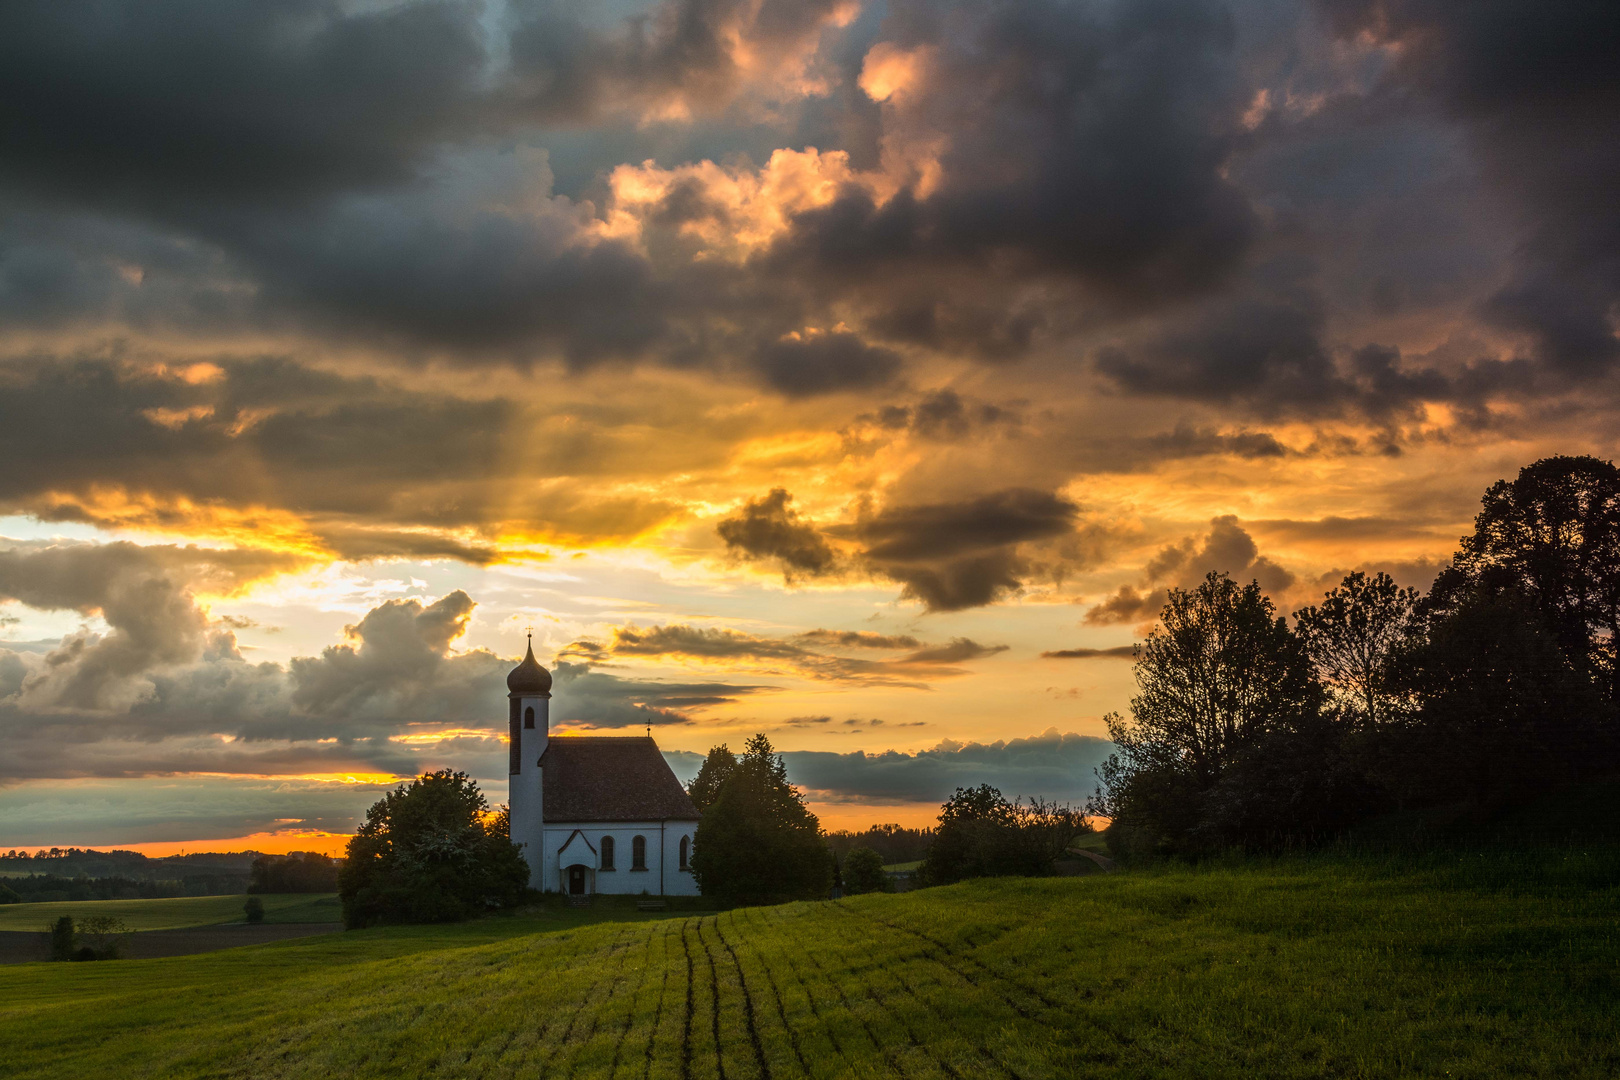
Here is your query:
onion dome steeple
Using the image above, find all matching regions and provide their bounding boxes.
[507,633,552,696]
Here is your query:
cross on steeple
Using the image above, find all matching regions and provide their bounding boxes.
[523,624,534,645]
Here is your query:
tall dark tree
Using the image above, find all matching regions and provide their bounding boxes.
[1295,571,1420,727]
[338,771,528,928]
[1431,455,1620,702]
[685,744,738,813]
[689,734,831,905]
[1095,573,1331,857]
[1390,587,1602,806]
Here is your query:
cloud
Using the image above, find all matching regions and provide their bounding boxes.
[717,489,838,578]
[720,485,1085,611]
[780,728,1116,805]
[601,623,1006,685]
[852,488,1082,610]
[795,629,923,649]
[1086,515,1294,625]
[753,329,903,397]
[0,540,305,710]
[550,661,769,730]
[1321,0,1620,376]
[1041,645,1137,659]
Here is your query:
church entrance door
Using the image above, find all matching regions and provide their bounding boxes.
[569,866,585,895]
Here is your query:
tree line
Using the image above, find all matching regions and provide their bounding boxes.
[1094,455,1620,859]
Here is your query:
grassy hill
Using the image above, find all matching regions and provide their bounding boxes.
[1,852,1617,1079]
[0,894,339,932]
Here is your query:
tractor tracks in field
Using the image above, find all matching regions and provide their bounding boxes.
[830,902,1148,1065]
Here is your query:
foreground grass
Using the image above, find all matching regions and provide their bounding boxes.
[0,893,337,932]
[1,852,1617,1079]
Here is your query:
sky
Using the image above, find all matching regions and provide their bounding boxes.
[1,0,1616,853]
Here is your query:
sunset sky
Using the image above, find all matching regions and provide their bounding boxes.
[1,0,1615,852]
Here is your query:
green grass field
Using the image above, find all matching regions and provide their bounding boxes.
[0,893,339,932]
[1,851,1616,1079]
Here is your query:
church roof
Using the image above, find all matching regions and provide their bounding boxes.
[540,736,701,822]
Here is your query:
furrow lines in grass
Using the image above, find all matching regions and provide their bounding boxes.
[878,950,1023,1080]
[608,923,661,1078]
[713,911,794,1080]
[759,905,936,1079]
[716,911,809,1079]
[700,915,765,1080]
[555,927,647,1075]
[679,919,703,1080]
[528,926,645,1075]
[645,920,675,1080]
[832,903,1149,1066]
[737,907,850,1075]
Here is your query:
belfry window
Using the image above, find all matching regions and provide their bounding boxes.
[600,836,615,871]
[632,835,647,870]
[524,706,535,729]
[679,835,690,871]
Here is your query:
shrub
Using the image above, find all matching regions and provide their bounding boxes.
[244,897,265,924]
[922,785,1091,885]
[75,916,131,960]
[339,771,529,928]
[842,847,891,894]
[48,916,75,961]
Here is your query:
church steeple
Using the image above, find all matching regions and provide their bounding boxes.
[507,632,552,696]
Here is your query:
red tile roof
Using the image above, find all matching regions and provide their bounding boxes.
[540,736,701,822]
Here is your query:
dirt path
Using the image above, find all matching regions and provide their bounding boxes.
[1066,848,1116,871]
[0,923,343,964]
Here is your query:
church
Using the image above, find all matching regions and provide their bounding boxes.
[506,638,702,897]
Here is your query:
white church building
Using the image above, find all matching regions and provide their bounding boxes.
[506,638,702,897]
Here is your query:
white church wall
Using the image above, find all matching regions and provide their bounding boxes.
[539,822,700,896]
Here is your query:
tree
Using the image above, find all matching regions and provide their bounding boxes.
[1094,573,1329,857]
[243,897,265,924]
[1390,587,1602,806]
[1295,571,1420,726]
[1430,455,1620,702]
[842,847,891,894]
[48,916,75,961]
[0,881,19,904]
[686,745,738,812]
[922,786,1089,884]
[249,852,339,894]
[689,733,831,905]
[338,771,529,928]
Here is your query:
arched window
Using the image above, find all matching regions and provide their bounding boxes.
[631,835,647,871]
[679,835,690,871]
[524,706,535,729]
[600,836,615,871]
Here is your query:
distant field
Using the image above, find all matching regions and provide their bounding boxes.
[0,894,338,932]
[2,852,1616,1079]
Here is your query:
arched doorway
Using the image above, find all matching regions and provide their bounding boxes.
[568,866,586,895]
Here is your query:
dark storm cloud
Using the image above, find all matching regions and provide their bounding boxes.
[720,486,1084,611]
[0,353,516,543]
[765,0,1255,308]
[852,488,1081,611]
[717,489,838,578]
[1321,0,1620,375]
[781,728,1116,805]
[866,390,1016,442]
[0,0,487,210]
[752,330,903,397]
